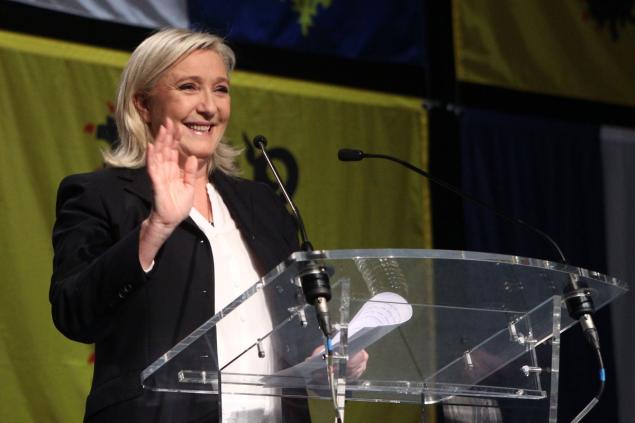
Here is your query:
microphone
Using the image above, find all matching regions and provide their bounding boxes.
[338,149,364,162]
[338,148,599,344]
[254,135,333,337]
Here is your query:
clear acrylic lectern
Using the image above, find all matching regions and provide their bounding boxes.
[141,249,629,422]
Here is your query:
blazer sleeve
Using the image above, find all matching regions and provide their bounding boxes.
[50,172,149,344]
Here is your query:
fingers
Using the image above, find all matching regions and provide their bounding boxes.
[164,118,181,151]
[163,119,185,182]
[148,120,181,171]
[350,349,369,365]
[153,119,178,155]
[148,124,167,176]
[144,117,195,228]
[147,124,166,180]
[347,349,369,379]
[169,117,182,144]
[148,118,195,186]
[183,155,197,186]
[348,350,368,369]
[164,118,174,149]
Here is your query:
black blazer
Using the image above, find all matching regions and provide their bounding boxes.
[50,167,306,422]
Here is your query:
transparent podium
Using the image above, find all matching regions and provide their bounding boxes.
[141,249,629,422]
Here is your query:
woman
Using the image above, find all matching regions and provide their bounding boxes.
[50,28,305,422]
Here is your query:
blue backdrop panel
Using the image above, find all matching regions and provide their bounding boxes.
[187,0,426,65]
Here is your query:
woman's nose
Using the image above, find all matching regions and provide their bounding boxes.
[197,91,218,117]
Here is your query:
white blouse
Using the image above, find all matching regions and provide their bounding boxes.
[189,183,280,423]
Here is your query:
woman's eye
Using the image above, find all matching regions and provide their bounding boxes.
[178,83,197,91]
[215,85,229,93]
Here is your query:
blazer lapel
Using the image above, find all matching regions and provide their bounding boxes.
[213,171,292,274]
[119,167,153,205]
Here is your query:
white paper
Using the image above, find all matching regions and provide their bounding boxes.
[263,292,412,384]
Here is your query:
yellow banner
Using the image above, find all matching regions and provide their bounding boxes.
[0,30,430,422]
[453,0,635,106]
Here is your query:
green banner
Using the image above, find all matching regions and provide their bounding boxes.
[0,30,430,422]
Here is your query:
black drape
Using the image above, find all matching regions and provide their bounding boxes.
[459,108,617,422]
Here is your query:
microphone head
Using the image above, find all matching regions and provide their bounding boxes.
[253,135,268,150]
[338,148,365,161]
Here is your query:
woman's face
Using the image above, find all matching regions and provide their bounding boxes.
[137,49,231,162]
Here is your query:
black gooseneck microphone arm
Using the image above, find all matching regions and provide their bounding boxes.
[338,149,567,263]
[254,135,312,251]
[338,148,599,326]
[254,135,333,337]
[338,147,604,422]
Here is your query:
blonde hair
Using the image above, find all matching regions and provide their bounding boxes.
[103,28,241,175]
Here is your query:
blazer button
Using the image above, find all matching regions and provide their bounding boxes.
[118,283,134,298]
[199,239,206,245]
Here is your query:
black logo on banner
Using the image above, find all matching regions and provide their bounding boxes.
[583,0,635,40]
[243,132,299,199]
[85,101,118,148]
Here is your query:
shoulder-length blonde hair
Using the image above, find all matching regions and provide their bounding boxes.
[103,28,241,175]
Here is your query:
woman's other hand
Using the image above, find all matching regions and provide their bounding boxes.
[346,349,369,379]
[309,345,369,380]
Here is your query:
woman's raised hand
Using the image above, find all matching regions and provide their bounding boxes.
[139,118,197,269]
[146,118,197,228]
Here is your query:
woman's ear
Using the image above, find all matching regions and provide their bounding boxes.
[133,93,151,123]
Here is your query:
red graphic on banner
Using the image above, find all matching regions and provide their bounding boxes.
[83,101,118,148]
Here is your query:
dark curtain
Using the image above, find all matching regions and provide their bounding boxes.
[459,109,617,422]
[601,126,635,423]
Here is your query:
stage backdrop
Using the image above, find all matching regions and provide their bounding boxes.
[453,0,635,107]
[0,30,431,422]
[8,0,427,65]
